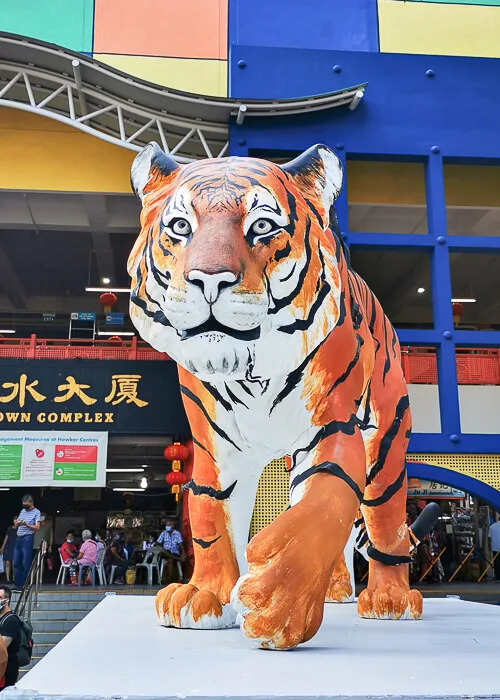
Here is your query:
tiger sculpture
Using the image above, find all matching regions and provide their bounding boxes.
[128,142,423,651]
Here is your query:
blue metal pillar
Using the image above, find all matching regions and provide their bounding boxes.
[425,154,461,443]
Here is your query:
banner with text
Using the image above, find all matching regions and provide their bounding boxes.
[0,431,108,487]
[407,477,465,500]
[0,360,189,435]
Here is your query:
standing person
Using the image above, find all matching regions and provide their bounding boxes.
[0,518,17,583]
[0,586,22,688]
[157,519,185,584]
[104,534,128,584]
[13,495,41,592]
[489,514,500,581]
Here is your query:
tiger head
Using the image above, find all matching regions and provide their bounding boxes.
[128,143,345,381]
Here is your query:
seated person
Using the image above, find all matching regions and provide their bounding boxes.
[157,519,185,584]
[60,531,78,583]
[103,533,128,584]
[95,532,106,566]
[69,529,98,585]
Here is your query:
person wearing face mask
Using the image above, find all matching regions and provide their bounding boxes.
[0,586,22,688]
[13,494,41,592]
[157,519,185,584]
[60,531,79,585]
[103,533,128,584]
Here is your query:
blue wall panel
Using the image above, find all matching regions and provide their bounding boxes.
[229,0,379,59]
[230,46,500,160]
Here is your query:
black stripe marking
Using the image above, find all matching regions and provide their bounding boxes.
[270,335,327,415]
[366,543,412,566]
[291,414,360,469]
[269,218,312,314]
[224,384,249,409]
[192,436,216,463]
[366,395,410,485]
[382,317,391,386]
[327,333,364,396]
[279,262,296,283]
[363,463,407,508]
[202,382,233,413]
[236,380,254,398]
[184,479,237,500]
[290,461,363,502]
[277,279,330,334]
[193,536,221,549]
[357,532,369,549]
[274,241,291,262]
[180,385,242,452]
[304,198,324,228]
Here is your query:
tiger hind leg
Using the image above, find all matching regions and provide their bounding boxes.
[357,392,422,621]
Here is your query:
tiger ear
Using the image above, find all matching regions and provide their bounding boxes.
[131,141,180,202]
[281,144,343,213]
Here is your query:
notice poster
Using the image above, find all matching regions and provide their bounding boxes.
[0,431,107,487]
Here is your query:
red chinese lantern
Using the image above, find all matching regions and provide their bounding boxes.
[164,443,190,462]
[100,292,118,314]
[164,442,189,500]
[108,335,122,345]
[452,302,464,327]
[165,470,188,500]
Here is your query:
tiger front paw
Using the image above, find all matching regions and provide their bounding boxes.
[156,583,236,630]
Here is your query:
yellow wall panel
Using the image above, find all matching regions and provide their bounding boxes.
[348,162,426,205]
[0,109,133,193]
[378,0,500,58]
[95,54,228,97]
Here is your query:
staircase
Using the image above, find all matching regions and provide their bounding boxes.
[13,590,154,678]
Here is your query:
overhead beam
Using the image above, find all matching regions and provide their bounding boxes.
[83,195,117,284]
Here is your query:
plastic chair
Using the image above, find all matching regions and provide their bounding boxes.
[56,549,71,585]
[78,563,96,586]
[97,561,107,585]
[136,551,161,586]
[109,565,120,584]
[159,557,183,584]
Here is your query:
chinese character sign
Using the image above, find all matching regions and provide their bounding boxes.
[0,431,108,487]
[0,360,189,435]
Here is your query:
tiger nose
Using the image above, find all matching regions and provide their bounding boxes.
[187,270,239,303]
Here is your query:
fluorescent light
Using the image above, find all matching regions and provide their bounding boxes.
[0,488,10,491]
[98,331,135,337]
[113,488,145,492]
[0,330,15,334]
[417,287,425,294]
[106,468,145,473]
[85,287,130,293]
[451,298,476,303]
[102,277,111,285]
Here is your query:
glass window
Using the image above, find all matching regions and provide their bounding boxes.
[444,163,500,236]
[349,249,433,328]
[347,159,428,234]
[450,251,500,329]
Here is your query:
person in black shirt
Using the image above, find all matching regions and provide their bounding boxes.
[0,586,21,688]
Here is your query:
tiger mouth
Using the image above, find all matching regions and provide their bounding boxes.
[180,317,261,342]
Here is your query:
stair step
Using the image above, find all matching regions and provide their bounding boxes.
[32,619,79,632]
[33,643,57,655]
[14,592,107,602]
[32,609,89,621]
[32,601,97,611]
[33,631,68,643]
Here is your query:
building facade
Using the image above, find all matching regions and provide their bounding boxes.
[1,0,500,514]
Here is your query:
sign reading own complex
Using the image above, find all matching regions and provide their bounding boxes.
[0,360,189,435]
[0,431,108,487]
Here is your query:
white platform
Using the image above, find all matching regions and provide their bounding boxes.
[13,595,500,699]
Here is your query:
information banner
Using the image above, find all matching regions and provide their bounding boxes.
[0,431,107,487]
[407,477,465,500]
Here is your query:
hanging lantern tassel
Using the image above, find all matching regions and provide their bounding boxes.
[100,292,118,314]
[166,470,187,501]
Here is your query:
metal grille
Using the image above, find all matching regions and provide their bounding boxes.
[250,458,289,538]
[409,453,500,492]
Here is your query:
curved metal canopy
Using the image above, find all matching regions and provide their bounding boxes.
[0,32,366,162]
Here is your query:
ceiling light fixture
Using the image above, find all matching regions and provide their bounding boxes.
[451,298,476,303]
[113,488,145,492]
[0,488,10,491]
[102,277,111,285]
[0,330,16,334]
[85,287,130,293]
[98,331,135,337]
[106,468,145,473]
[417,287,425,294]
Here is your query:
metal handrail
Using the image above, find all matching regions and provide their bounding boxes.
[15,539,47,622]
